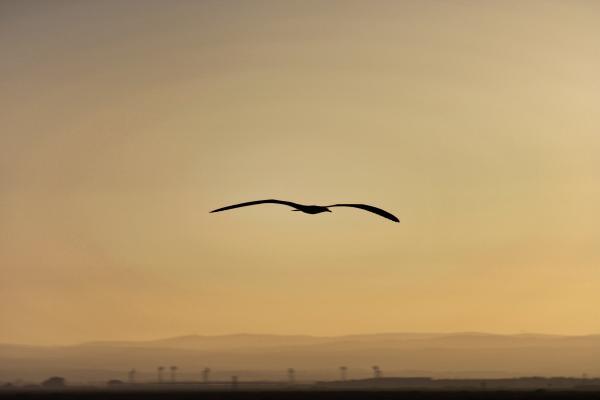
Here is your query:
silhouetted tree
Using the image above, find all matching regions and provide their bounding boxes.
[157,366,165,383]
[287,368,295,384]
[42,377,66,388]
[372,365,382,379]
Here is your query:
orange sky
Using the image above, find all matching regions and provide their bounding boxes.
[1,0,600,345]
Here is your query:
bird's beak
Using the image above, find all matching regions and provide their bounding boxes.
[327,209,332,212]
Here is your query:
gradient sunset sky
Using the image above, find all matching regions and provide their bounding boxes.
[1,0,599,345]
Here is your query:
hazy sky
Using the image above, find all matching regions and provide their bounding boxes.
[1,0,599,345]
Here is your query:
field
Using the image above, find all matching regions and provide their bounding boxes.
[3,389,600,400]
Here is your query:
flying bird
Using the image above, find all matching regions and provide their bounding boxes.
[210,199,399,223]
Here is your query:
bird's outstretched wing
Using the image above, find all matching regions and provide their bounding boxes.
[326,204,400,223]
[210,199,304,213]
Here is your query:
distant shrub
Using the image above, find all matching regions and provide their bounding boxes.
[41,376,66,388]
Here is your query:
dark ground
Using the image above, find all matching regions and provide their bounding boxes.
[3,390,600,400]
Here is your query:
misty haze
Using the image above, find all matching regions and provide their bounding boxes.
[4,332,600,383]
[2,0,600,398]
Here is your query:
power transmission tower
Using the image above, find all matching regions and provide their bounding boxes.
[128,369,136,384]
[170,366,178,383]
[339,366,348,381]
[202,367,211,384]
[287,368,295,384]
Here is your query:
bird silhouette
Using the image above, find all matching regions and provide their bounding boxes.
[210,199,399,223]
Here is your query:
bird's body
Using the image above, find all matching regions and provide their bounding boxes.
[210,199,399,223]
[291,205,331,214]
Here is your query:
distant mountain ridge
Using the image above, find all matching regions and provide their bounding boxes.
[75,332,600,350]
